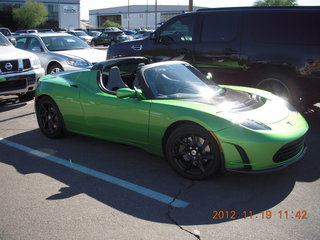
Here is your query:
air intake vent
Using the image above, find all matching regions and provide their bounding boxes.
[273,136,305,163]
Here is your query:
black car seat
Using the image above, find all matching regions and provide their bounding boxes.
[133,63,145,89]
[106,66,128,91]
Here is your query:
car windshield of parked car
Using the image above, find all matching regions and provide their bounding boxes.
[41,35,90,51]
[0,33,11,46]
[75,31,88,37]
[0,29,11,36]
[144,63,222,99]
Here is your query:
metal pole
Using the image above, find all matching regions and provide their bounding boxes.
[146,0,148,29]
[155,0,157,29]
[128,0,130,29]
[189,0,193,12]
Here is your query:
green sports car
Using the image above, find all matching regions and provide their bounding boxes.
[35,57,308,179]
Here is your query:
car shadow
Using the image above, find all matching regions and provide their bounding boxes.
[0,103,319,226]
[0,95,28,112]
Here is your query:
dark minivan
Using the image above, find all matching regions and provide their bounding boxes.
[107,7,320,107]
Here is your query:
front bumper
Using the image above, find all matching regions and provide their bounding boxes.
[215,109,309,172]
[0,67,45,95]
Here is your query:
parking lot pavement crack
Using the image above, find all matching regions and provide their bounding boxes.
[166,180,200,240]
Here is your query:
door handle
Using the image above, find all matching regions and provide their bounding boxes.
[70,84,78,88]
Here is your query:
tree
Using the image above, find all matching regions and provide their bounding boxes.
[13,0,48,29]
[103,20,121,28]
[254,0,297,6]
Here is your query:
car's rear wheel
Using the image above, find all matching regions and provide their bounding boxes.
[165,124,221,180]
[36,96,64,138]
[255,72,303,107]
[48,63,63,74]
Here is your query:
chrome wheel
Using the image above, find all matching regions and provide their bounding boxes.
[48,64,63,74]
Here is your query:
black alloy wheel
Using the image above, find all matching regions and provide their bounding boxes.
[166,124,221,180]
[36,96,64,138]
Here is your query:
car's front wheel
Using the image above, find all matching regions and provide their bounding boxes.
[36,96,65,138]
[48,63,63,74]
[165,124,221,180]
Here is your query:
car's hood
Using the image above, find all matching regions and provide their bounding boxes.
[197,87,290,124]
[154,86,291,125]
[216,86,291,124]
[55,48,106,63]
[0,45,36,60]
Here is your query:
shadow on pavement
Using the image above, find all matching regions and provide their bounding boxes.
[0,96,28,112]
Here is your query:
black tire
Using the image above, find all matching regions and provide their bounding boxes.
[48,63,63,74]
[165,124,221,180]
[36,96,65,138]
[91,40,96,46]
[18,91,35,101]
[255,72,303,107]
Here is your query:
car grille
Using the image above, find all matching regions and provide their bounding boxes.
[23,59,31,70]
[0,59,33,74]
[0,60,19,73]
[0,74,35,92]
[0,79,26,91]
[273,136,305,163]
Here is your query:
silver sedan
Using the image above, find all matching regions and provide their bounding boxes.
[15,32,106,74]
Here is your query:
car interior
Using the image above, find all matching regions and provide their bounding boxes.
[97,61,147,93]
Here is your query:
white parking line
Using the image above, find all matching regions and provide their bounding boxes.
[0,137,189,208]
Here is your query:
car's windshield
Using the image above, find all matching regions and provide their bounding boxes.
[41,35,90,51]
[0,33,11,46]
[75,31,88,37]
[0,29,11,36]
[144,63,222,99]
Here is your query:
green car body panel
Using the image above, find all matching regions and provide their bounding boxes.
[36,61,308,173]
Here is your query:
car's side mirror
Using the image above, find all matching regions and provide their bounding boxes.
[116,88,145,100]
[32,46,42,53]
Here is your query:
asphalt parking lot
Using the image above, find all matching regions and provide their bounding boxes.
[0,96,319,240]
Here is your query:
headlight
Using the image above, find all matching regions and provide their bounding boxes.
[31,56,41,69]
[66,58,90,67]
[240,119,271,130]
[218,112,271,131]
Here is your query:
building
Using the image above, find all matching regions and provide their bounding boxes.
[0,0,80,30]
[89,5,204,30]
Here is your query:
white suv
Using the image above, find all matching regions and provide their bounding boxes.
[0,32,44,100]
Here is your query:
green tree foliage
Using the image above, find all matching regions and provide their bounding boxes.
[13,0,48,28]
[254,0,297,6]
[103,20,121,28]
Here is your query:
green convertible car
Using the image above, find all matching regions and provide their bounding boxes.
[35,57,308,179]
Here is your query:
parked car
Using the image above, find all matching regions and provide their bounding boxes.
[67,30,93,45]
[15,32,106,74]
[91,31,132,46]
[88,31,102,38]
[15,29,38,35]
[35,56,308,179]
[133,29,154,40]
[37,29,54,33]
[107,6,320,107]
[0,32,44,100]
[0,28,16,45]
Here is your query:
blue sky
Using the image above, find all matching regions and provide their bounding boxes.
[80,0,320,19]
